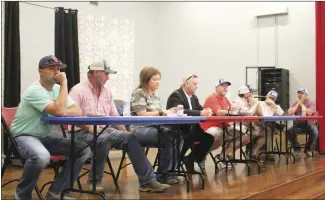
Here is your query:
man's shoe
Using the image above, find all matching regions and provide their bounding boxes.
[306,150,313,157]
[88,184,105,192]
[182,156,195,172]
[46,191,74,200]
[165,177,182,185]
[197,158,206,173]
[14,192,20,200]
[292,151,300,157]
[216,154,232,170]
[139,181,170,193]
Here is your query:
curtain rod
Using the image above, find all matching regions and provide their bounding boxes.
[20,2,76,11]
[20,2,54,10]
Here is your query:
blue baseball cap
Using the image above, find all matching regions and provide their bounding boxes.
[297,88,308,94]
[267,89,278,100]
[39,55,67,69]
[216,78,231,86]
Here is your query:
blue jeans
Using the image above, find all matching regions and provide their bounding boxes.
[133,126,183,180]
[14,135,91,200]
[287,123,319,152]
[74,127,155,186]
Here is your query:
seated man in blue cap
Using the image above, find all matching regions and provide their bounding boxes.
[287,88,318,157]
[252,89,284,160]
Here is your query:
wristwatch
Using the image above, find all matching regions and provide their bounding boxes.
[159,110,163,116]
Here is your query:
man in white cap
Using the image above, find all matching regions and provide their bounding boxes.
[69,60,170,192]
[232,85,260,116]
[252,89,284,160]
[231,85,261,137]
[287,88,318,157]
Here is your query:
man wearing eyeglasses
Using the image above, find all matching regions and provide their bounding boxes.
[166,74,213,172]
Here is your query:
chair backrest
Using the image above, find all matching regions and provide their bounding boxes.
[1,107,21,158]
[1,107,18,128]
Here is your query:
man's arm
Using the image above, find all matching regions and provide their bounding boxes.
[304,100,316,116]
[166,92,201,116]
[26,73,71,116]
[44,73,69,116]
[64,104,82,116]
[288,100,299,115]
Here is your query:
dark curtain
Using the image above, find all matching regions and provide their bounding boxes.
[55,7,80,91]
[316,2,325,153]
[3,1,21,154]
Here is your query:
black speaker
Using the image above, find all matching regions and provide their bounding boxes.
[259,68,290,110]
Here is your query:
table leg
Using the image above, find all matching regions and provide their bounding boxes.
[60,125,106,200]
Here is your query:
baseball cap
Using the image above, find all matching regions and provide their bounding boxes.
[88,60,117,74]
[238,85,251,94]
[182,74,198,84]
[39,55,67,69]
[267,89,278,100]
[216,78,231,86]
[297,88,308,94]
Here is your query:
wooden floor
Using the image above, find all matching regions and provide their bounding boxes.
[2,149,325,199]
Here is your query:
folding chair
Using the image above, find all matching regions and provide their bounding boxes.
[287,112,319,157]
[60,125,120,190]
[116,145,160,180]
[1,107,66,199]
[114,106,160,181]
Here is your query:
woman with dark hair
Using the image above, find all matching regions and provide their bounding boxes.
[130,66,180,185]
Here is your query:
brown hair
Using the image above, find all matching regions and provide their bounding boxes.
[136,66,161,90]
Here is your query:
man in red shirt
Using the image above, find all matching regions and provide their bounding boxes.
[200,79,250,169]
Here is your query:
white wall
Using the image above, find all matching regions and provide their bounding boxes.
[154,2,315,107]
[19,2,316,107]
[19,2,158,97]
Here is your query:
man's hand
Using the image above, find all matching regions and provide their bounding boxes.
[265,98,274,106]
[162,109,169,116]
[200,108,212,116]
[55,72,67,85]
[266,98,277,110]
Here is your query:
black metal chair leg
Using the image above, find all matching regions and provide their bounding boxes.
[106,156,119,189]
[116,150,127,180]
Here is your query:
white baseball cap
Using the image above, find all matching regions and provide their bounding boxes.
[88,60,117,74]
[238,85,251,94]
[297,88,308,94]
[216,78,231,86]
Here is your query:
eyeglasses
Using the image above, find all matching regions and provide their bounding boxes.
[185,74,198,82]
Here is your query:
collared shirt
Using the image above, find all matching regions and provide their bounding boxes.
[69,80,119,117]
[182,88,192,110]
[232,97,258,116]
